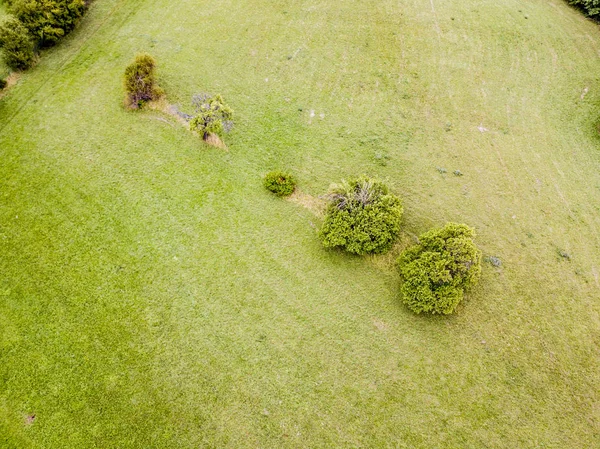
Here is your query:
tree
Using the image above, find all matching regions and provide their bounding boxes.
[189,94,234,140]
[397,223,482,315]
[319,176,403,255]
[0,16,35,70]
[8,0,86,47]
[123,53,162,108]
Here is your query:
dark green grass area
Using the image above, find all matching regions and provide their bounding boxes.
[1,0,599,447]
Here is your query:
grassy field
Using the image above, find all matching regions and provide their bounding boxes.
[1,0,599,447]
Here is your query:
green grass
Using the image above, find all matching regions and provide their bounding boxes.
[1,0,599,447]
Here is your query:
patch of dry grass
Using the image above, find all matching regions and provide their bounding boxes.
[286,189,326,216]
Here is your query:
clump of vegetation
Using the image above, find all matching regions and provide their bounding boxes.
[7,0,86,47]
[557,249,571,260]
[397,223,482,315]
[319,176,403,255]
[189,94,234,141]
[0,0,88,72]
[123,53,163,109]
[0,78,6,90]
[264,171,297,197]
[567,0,600,17]
[484,256,502,267]
[0,17,36,70]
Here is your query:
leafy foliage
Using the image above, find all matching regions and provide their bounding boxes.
[123,53,163,108]
[264,171,297,197]
[8,0,86,47]
[397,223,482,315]
[0,16,35,70]
[319,176,403,255]
[189,94,234,140]
[0,78,6,90]
[567,0,600,17]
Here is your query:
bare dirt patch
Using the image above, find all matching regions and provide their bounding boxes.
[286,190,326,216]
[147,97,185,123]
[146,98,227,149]
[0,73,22,99]
[204,132,226,149]
[6,73,20,88]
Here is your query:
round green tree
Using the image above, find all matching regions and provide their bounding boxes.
[264,171,296,197]
[397,223,482,315]
[319,176,403,255]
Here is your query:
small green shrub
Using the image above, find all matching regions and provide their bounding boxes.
[264,171,297,197]
[0,78,6,90]
[123,53,162,108]
[0,16,35,70]
[319,176,403,255]
[8,0,86,47]
[189,94,234,140]
[397,223,482,315]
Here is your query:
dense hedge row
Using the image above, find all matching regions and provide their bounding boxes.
[567,0,600,18]
[0,0,88,70]
[0,16,34,70]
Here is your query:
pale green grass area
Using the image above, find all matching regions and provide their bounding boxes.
[1,0,599,447]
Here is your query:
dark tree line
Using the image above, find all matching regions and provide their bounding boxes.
[0,0,88,71]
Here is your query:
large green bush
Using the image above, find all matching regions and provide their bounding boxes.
[319,176,403,255]
[0,16,35,70]
[123,53,162,108]
[264,171,296,197]
[567,0,600,17]
[397,223,482,315]
[189,94,234,140]
[8,0,86,47]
